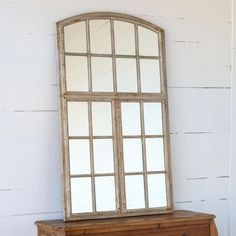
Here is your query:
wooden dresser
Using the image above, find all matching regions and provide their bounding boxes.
[35,210,218,236]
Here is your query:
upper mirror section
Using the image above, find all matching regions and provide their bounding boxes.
[62,14,164,94]
[64,22,87,53]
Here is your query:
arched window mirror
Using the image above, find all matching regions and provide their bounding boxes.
[57,12,173,221]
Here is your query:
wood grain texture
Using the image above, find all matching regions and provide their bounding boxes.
[35,210,217,236]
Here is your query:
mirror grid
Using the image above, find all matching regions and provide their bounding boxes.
[58,14,172,220]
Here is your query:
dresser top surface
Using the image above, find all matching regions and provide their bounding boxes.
[35,210,215,231]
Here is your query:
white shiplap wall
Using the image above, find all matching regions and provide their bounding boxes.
[0,1,231,235]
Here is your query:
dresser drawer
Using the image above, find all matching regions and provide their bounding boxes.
[73,225,209,236]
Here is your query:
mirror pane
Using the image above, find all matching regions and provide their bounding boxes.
[71,177,93,213]
[67,102,89,136]
[91,57,113,92]
[116,58,137,92]
[65,56,88,91]
[123,139,143,173]
[121,103,141,135]
[146,138,165,171]
[69,139,91,175]
[114,20,135,55]
[125,175,145,209]
[138,26,159,56]
[64,21,87,53]
[92,102,112,136]
[95,176,116,211]
[93,139,114,174]
[90,20,111,54]
[148,174,167,208]
[144,103,163,135]
[140,59,161,93]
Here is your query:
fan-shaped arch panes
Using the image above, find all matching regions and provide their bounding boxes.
[57,12,172,221]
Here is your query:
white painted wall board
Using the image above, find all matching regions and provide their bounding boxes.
[172,155,230,180]
[170,132,229,158]
[0,0,231,235]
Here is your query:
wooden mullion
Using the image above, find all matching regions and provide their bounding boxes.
[135,24,141,93]
[69,135,113,139]
[140,102,149,208]
[65,52,160,60]
[125,171,166,176]
[71,173,115,178]
[122,134,164,139]
[86,20,92,92]
[111,100,121,213]
[88,101,96,212]
[64,92,165,101]
[110,19,117,92]
[115,101,126,214]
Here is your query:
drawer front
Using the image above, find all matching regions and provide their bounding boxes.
[72,225,209,236]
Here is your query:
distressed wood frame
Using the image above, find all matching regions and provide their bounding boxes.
[57,12,173,221]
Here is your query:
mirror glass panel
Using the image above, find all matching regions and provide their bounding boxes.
[69,140,91,175]
[92,102,112,136]
[91,57,113,92]
[148,174,167,208]
[71,178,93,213]
[95,176,116,211]
[93,139,114,174]
[64,21,87,53]
[123,138,143,173]
[90,20,112,54]
[125,175,145,209]
[121,103,141,135]
[114,20,135,55]
[65,56,89,91]
[116,58,137,92]
[140,59,161,93]
[146,138,165,171]
[67,102,89,136]
[144,102,163,135]
[138,26,159,56]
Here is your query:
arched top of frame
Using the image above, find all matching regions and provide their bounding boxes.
[57,12,164,33]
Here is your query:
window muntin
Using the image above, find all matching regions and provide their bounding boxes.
[57,13,172,221]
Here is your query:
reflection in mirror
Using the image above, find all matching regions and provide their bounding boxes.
[140,59,161,93]
[69,140,91,175]
[121,103,141,135]
[146,138,165,171]
[125,175,145,209]
[91,57,113,92]
[93,139,114,174]
[95,176,116,211]
[90,20,112,54]
[65,56,89,91]
[138,26,159,56]
[116,58,137,92]
[123,139,143,173]
[143,103,163,135]
[71,178,93,213]
[92,102,112,136]
[148,174,167,208]
[67,102,89,136]
[64,21,87,53]
[114,20,135,55]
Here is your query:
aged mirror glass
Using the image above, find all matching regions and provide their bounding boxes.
[57,12,173,221]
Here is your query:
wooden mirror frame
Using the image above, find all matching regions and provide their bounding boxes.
[57,12,173,221]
